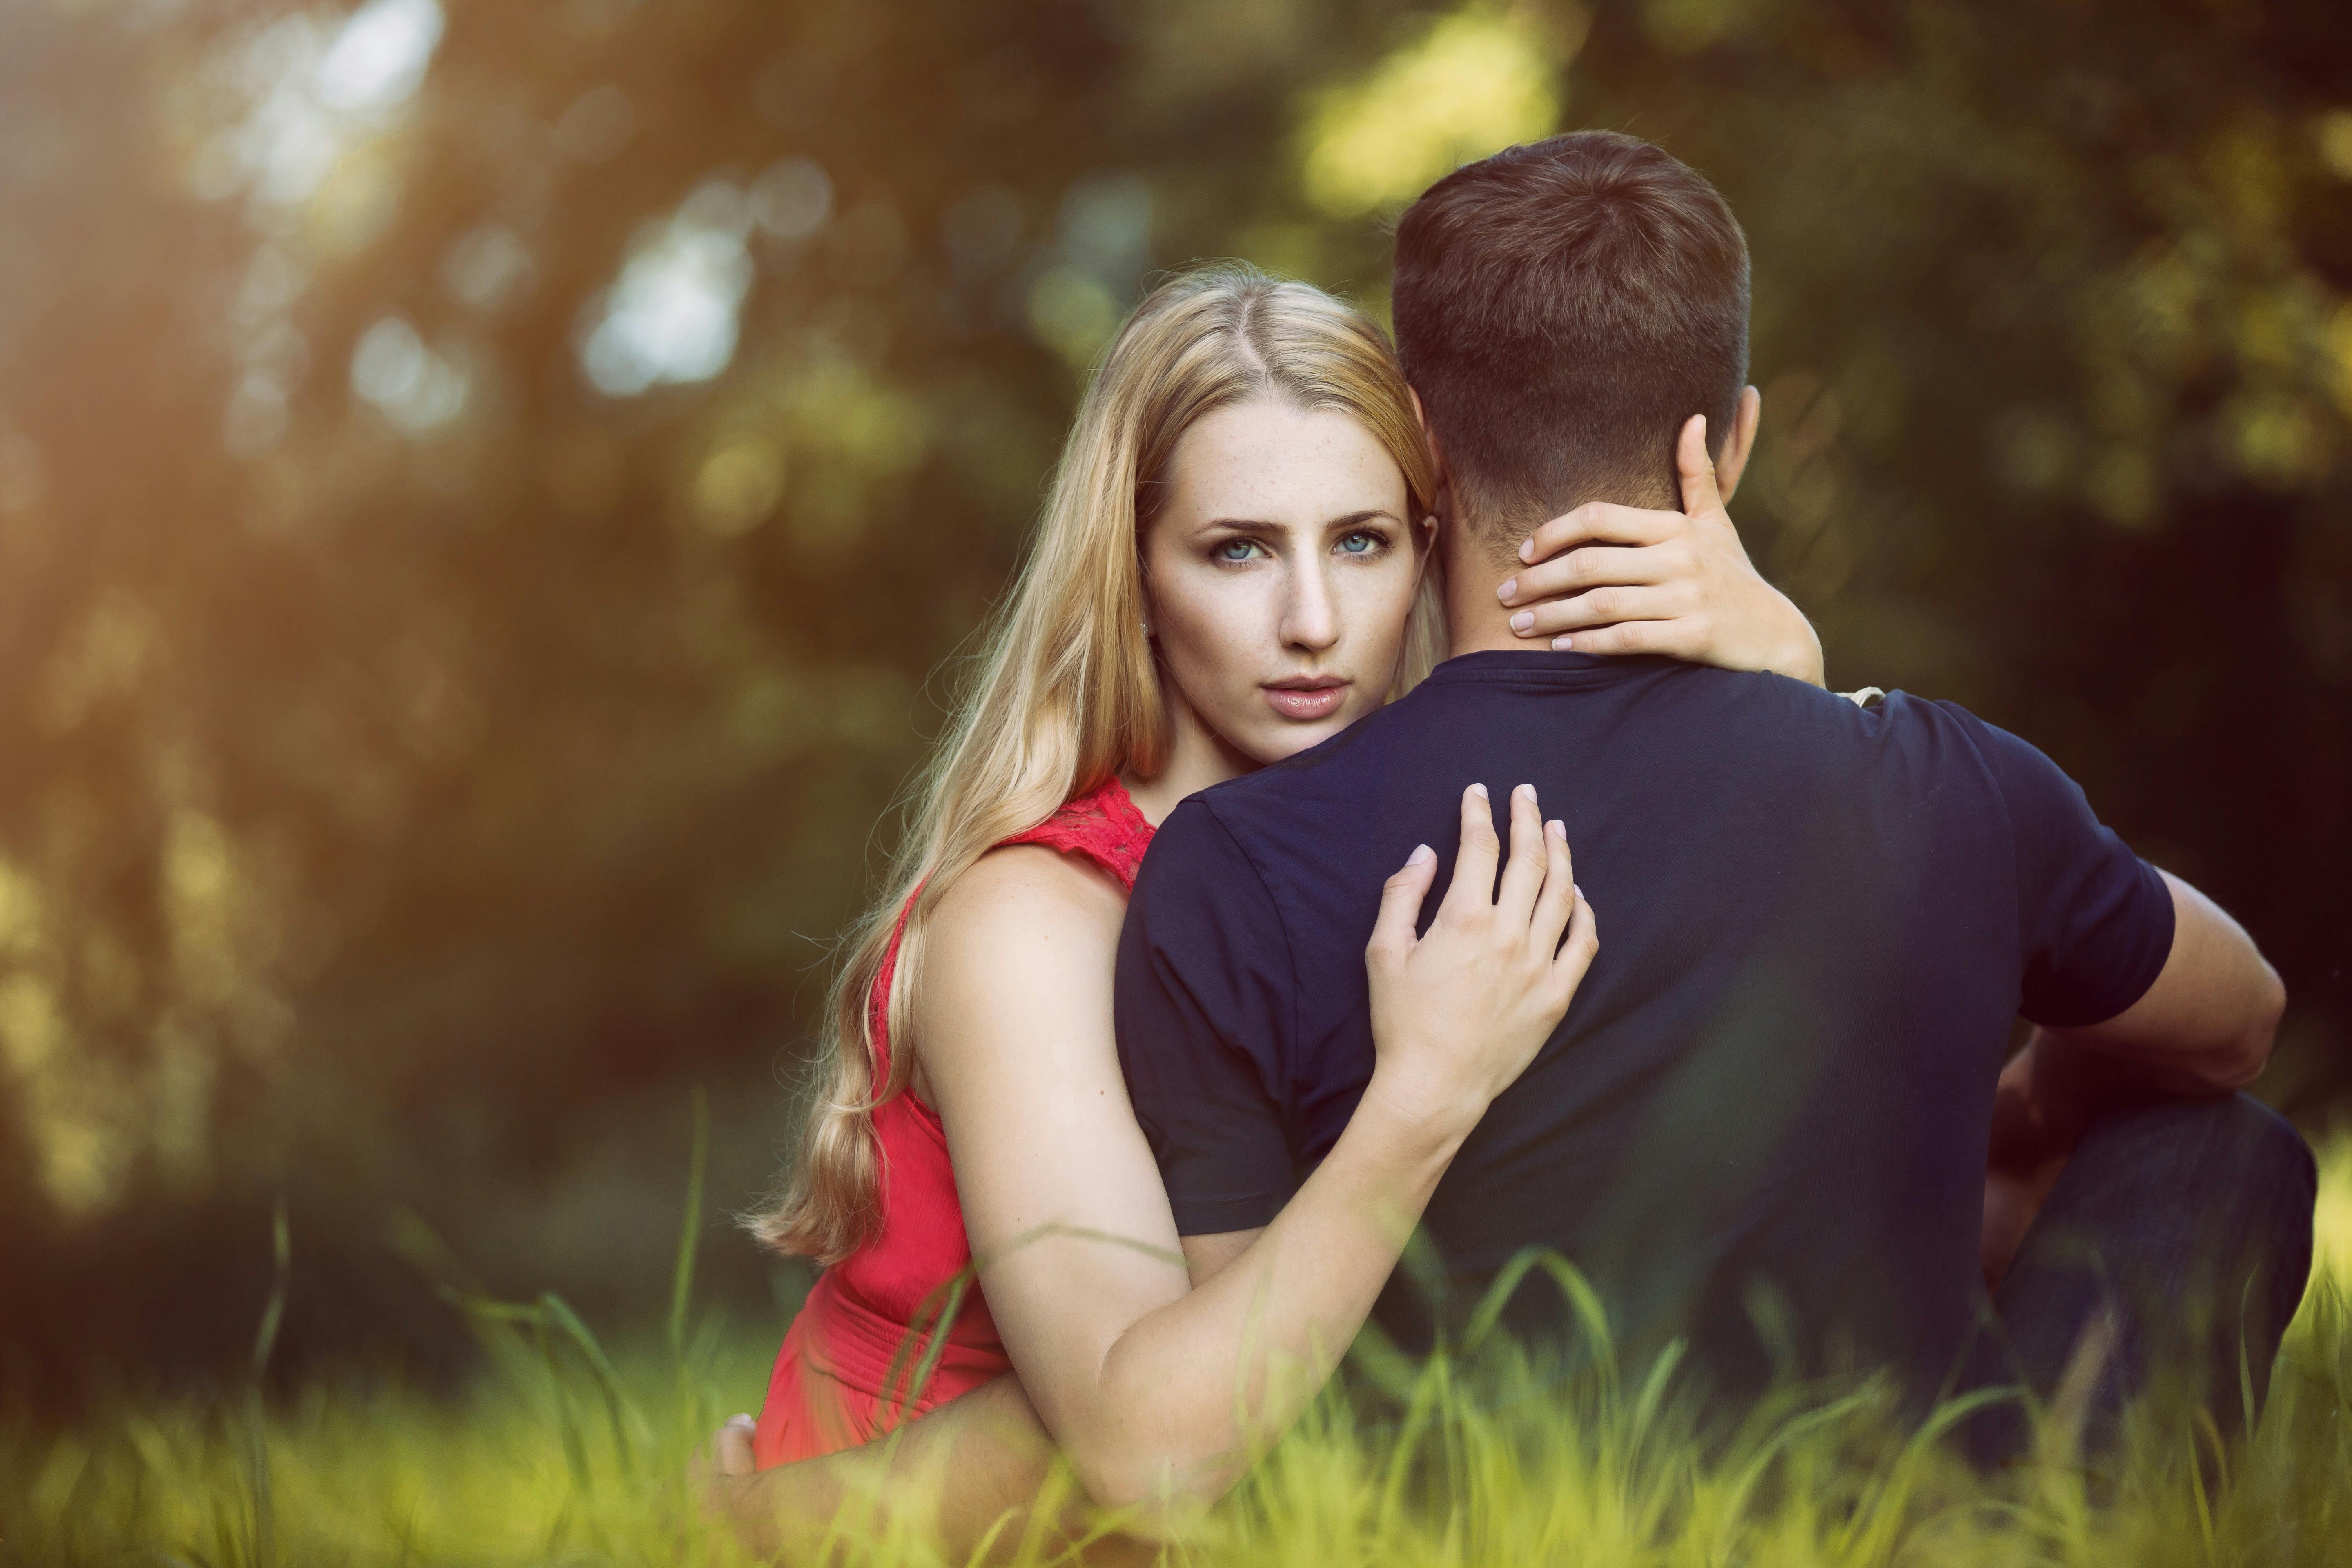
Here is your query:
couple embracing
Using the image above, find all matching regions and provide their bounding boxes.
[712,133,2315,1550]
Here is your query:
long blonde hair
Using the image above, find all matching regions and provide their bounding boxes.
[752,264,1442,1264]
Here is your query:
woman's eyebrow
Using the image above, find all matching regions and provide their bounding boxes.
[1196,508,1403,532]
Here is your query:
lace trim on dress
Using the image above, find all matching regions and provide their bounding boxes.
[1001,776,1154,890]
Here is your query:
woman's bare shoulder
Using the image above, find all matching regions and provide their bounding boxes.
[922,843,1127,974]
[913,846,1126,1094]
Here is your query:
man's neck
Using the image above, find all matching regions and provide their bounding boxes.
[1441,532,1538,659]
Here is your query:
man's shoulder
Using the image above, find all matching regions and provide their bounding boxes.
[1121,791,1294,964]
[1571,668,2037,823]
[1579,661,1938,765]
[1131,789,1274,901]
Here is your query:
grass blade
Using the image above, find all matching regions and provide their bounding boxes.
[669,1085,710,1364]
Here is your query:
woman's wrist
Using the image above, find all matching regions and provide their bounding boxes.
[1354,1063,1490,1155]
[1777,606,1825,687]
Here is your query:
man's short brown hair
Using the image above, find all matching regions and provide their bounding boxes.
[1392,131,1750,555]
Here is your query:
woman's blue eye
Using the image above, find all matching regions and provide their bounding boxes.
[1215,539,1261,562]
[1338,532,1379,555]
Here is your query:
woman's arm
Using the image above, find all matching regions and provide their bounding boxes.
[703,1379,1148,1565]
[920,783,1596,1528]
[1494,413,1826,686]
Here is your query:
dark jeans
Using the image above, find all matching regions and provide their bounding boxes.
[1967,1093,2317,1464]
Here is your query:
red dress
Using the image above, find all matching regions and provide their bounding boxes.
[753,777,1156,1467]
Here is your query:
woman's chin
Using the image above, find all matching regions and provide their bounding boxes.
[1243,717,1350,766]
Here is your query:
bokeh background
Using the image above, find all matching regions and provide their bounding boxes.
[3,0,2349,1418]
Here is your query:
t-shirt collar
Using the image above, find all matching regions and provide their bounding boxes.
[1422,648,1662,686]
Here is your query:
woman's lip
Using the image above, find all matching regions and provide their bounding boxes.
[1263,682,1350,721]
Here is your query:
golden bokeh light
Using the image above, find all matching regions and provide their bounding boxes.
[1298,8,1565,219]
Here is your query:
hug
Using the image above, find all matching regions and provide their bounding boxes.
[712,131,2315,1548]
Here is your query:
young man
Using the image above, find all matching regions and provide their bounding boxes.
[1114,131,2312,1444]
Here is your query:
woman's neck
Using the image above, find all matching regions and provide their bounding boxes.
[1121,685,1257,828]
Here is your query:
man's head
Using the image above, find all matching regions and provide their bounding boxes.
[1393,131,1753,567]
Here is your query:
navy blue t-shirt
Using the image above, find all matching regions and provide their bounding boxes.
[1114,650,2173,1396]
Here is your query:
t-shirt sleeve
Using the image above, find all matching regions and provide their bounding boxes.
[1962,712,2176,1027]
[1114,797,1298,1235]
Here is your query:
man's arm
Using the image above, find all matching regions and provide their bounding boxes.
[1982,871,2285,1287]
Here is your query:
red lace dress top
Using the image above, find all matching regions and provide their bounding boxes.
[752,777,1156,1467]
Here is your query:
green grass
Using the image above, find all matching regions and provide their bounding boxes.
[7,1129,2349,1567]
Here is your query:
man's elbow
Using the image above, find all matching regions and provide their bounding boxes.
[2220,960,2287,1088]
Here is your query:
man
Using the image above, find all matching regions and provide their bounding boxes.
[1114,131,2312,1449]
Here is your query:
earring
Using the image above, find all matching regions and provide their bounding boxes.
[1140,619,1152,637]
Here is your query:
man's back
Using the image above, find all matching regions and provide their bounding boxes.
[1116,650,2174,1397]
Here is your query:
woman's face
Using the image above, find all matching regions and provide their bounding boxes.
[1141,398,1425,768]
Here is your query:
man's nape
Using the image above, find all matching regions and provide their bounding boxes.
[1433,393,1762,658]
[1439,386,1760,559]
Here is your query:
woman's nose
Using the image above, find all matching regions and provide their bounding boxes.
[1280,563,1341,652]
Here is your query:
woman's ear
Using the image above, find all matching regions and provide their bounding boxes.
[1411,387,1450,490]
[1416,413,1458,526]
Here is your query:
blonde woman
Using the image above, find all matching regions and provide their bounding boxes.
[717,265,1822,1543]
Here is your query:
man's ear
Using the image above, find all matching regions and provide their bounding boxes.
[1410,385,1454,522]
[1715,385,1762,504]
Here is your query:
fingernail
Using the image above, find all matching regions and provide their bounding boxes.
[730,1413,755,1428]
[1519,538,1535,562]
[1514,782,1535,801]
[1548,818,1565,839]
[1408,843,1433,865]
[1551,635,1574,651]
[1497,578,1517,602]
[1469,782,1488,800]
[1510,610,1535,633]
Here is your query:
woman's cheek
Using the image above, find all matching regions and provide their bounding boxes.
[1342,564,1417,684]
[1157,588,1264,736]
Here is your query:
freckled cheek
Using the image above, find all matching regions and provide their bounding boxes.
[1332,564,1419,688]
[1153,570,1282,691]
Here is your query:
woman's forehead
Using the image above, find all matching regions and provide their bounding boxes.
[1163,401,1406,521]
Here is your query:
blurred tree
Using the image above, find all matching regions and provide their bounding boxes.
[0,0,2345,1408]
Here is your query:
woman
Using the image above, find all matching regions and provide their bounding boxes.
[724,265,1822,1534]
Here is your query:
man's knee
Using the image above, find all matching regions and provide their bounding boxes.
[2074,1092,2314,1213]
[2195,1095,2316,1244]
[2217,1095,2319,1316]
[2055,1093,2315,1325]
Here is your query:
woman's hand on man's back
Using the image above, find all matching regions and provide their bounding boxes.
[1361,782,1598,1138]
